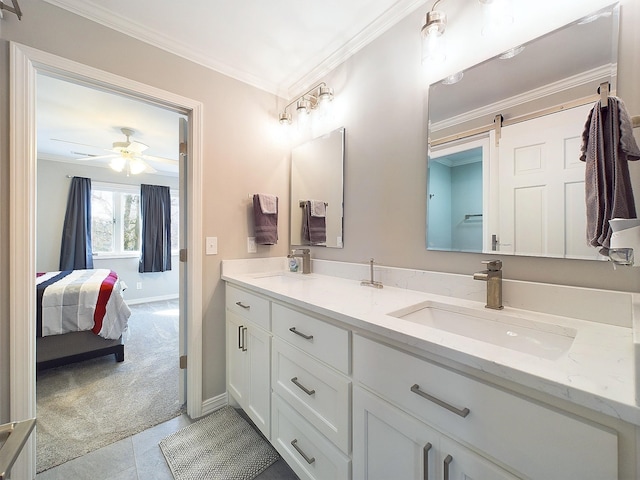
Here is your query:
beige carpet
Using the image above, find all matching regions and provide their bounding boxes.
[36,299,183,473]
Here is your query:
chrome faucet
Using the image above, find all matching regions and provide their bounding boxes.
[473,260,503,310]
[361,258,383,289]
[288,248,311,274]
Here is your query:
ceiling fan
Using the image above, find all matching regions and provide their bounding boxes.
[52,127,178,175]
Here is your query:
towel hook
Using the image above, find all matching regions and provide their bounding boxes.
[597,82,609,108]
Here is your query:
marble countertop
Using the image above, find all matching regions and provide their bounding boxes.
[222,265,639,426]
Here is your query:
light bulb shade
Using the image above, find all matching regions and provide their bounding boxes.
[422,29,446,63]
[421,10,447,64]
[279,112,292,124]
[129,158,147,175]
[296,99,309,114]
[109,157,126,172]
[318,86,334,103]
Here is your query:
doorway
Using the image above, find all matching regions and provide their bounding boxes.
[9,42,204,479]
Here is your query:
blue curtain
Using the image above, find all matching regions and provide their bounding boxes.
[59,176,93,270]
[139,184,172,273]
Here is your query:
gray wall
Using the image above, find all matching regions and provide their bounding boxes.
[37,159,179,303]
[1,0,639,421]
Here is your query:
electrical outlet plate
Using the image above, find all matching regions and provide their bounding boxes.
[206,236,218,255]
[247,237,257,253]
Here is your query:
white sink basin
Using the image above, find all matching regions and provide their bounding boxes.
[388,301,576,360]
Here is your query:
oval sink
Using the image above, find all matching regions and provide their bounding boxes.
[388,301,576,360]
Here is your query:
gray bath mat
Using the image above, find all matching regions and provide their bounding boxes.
[159,406,279,480]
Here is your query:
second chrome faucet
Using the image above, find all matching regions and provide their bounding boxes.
[473,260,503,309]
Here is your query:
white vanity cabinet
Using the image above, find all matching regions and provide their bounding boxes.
[353,334,618,480]
[270,303,352,480]
[353,385,519,480]
[225,285,271,438]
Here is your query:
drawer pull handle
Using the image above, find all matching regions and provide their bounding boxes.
[237,325,244,350]
[410,384,470,418]
[291,377,316,396]
[443,454,453,480]
[289,327,313,340]
[423,442,432,480]
[291,439,315,464]
[242,327,247,352]
[235,301,250,309]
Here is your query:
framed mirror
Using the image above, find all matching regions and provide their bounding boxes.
[290,127,345,248]
[426,3,619,260]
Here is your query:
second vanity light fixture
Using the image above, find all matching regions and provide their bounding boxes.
[421,0,514,64]
[278,82,334,125]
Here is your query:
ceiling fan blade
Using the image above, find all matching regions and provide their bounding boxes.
[75,154,118,161]
[127,141,149,153]
[141,154,179,165]
[51,138,112,153]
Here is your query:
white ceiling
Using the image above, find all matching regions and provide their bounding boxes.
[42,0,428,96]
[37,0,428,177]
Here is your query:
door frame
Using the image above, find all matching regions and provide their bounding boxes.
[9,42,204,478]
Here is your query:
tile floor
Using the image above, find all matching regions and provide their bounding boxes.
[36,412,300,480]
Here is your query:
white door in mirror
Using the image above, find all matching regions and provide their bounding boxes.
[497,104,600,259]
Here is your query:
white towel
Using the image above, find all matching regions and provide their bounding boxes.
[310,200,326,218]
[257,194,278,214]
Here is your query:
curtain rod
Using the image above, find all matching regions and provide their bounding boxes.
[65,175,174,189]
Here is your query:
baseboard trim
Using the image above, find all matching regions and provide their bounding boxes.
[201,392,228,417]
[126,294,179,305]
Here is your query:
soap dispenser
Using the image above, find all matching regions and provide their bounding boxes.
[288,250,299,272]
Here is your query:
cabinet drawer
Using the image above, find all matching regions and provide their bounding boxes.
[353,335,617,480]
[272,393,351,480]
[272,303,349,374]
[226,284,270,330]
[272,337,351,453]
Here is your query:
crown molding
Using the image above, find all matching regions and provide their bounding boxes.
[43,0,428,97]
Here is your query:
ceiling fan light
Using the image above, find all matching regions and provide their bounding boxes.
[110,157,126,172]
[129,158,147,175]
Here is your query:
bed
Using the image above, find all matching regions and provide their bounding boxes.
[36,269,131,370]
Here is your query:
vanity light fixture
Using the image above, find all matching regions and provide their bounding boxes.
[421,0,447,64]
[278,82,334,125]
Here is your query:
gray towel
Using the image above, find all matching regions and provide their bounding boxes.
[579,96,640,254]
[302,201,326,245]
[252,194,278,245]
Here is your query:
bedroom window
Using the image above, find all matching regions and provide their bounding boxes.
[91,182,179,258]
[91,184,141,256]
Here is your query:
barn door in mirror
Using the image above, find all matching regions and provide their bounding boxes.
[426,3,619,260]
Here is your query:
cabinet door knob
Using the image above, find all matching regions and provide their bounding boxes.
[289,327,313,340]
[423,442,432,480]
[235,301,250,309]
[291,439,315,464]
[410,384,470,418]
[443,454,453,480]
[291,376,316,396]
